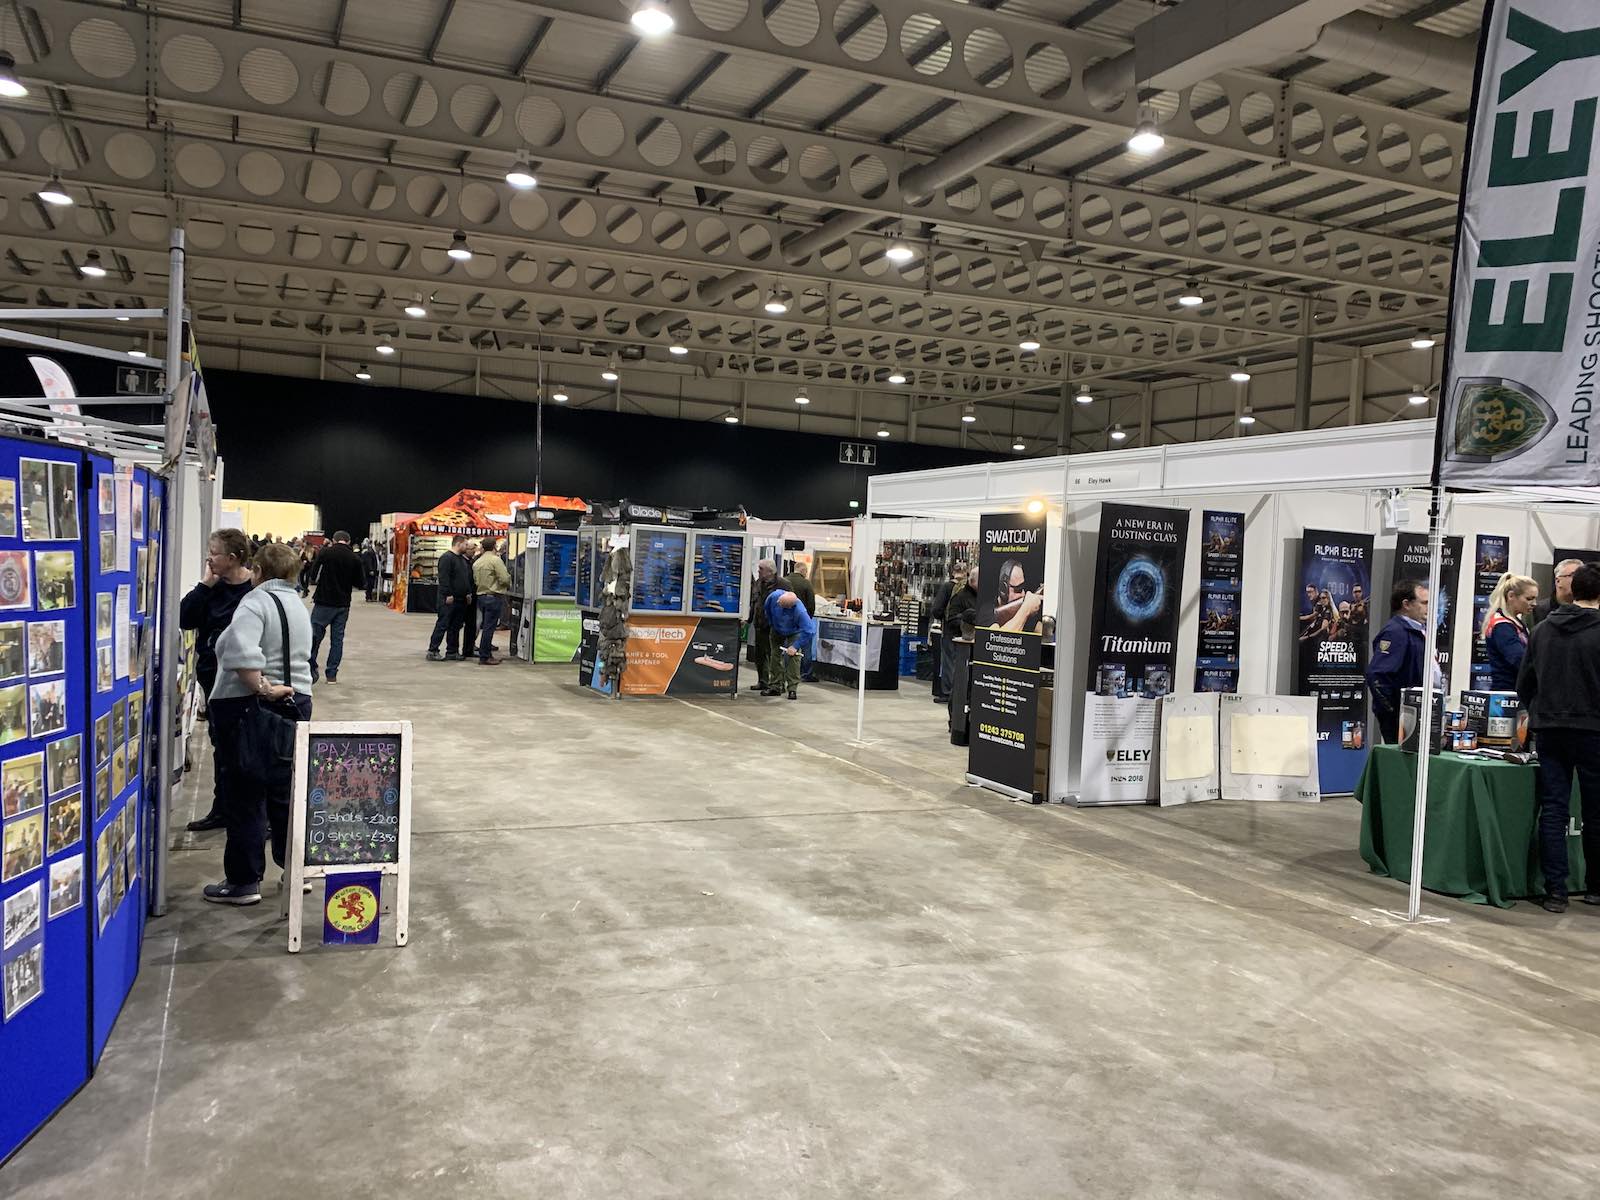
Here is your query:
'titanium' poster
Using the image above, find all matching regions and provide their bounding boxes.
[966,512,1048,799]
[1389,532,1463,690]
[1293,529,1374,794]
[1079,503,1190,805]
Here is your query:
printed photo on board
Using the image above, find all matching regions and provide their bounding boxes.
[96,875,110,933]
[96,593,112,642]
[0,550,32,611]
[127,694,142,748]
[2,751,43,818]
[3,810,43,881]
[96,646,112,693]
[136,545,149,613]
[93,765,108,819]
[0,683,26,746]
[29,678,66,738]
[98,530,114,574]
[2,879,39,950]
[50,461,79,541]
[0,477,16,539]
[98,474,114,516]
[3,941,42,1019]
[0,622,23,683]
[35,550,75,611]
[112,698,126,745]
[27,619,64,677]
[48,852,82,917]
[111,744,125,796]
[46,790,81,855]
[48,734,81,794]
[18,458,50,541]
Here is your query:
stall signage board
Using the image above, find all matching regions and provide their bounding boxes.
[1469,534,1511,689]
[965,511,1049,800]
[1436,0,1600,488]
[1194,511,1244,693]
[1078,503,1190,804]
[839,442,877,466]
[286,722,411,953]
[1390,532,1464,690]
[1293,530,1374,795]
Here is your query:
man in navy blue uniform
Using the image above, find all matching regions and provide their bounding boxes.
[1366,579,1437,743]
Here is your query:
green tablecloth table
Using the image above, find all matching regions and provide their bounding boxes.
[1357,745,1585,908]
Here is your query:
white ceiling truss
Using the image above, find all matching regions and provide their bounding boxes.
[0,0,1474,449]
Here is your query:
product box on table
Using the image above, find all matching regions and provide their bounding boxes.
[1399,687,1447,754]
[1459,690,1527,749]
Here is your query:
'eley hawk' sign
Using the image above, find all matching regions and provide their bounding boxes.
[1439,3,1600,487]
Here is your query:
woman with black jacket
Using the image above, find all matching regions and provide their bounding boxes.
[178,528,254,832]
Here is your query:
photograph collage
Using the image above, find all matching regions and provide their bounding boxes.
[1,456,81,1024]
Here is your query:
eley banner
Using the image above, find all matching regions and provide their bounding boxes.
[1390,533,1464,690]
[966,512,1048,799]
[1195,511,1244,693]
[1293,530,1373,794]
[1470,534,1512,688]
[1437,1,1600,487]
[1079,503,1189,805]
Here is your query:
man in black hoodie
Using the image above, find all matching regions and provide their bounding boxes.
[426,535,473,661]
[1519,562,1600,912]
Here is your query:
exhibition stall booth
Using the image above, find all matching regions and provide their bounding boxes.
[388,489,583,614]
[860,424,1600,816]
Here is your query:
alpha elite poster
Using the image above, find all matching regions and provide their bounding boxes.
[1195,511,1244,693]
[966,512,1048,799]
[1389,532,1464,690]
[1470,534,1511,689]
[1293,530,1373,794]
[1079,503,1190,805]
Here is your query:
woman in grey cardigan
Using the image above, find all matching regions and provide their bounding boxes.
[203,542,315,905]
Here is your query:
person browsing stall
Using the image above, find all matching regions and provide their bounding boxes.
[749,559,780,692]
[1365,579,1439,743]
[178,528,254,833]
[426,535,473,661]
[1534,558,1584,626]
[471,535,511,666]
[202,542,315,906]
[1518,563,1600,913]
[1482,572,1538,692]
[308,531,365,684]
[762,584,817,701]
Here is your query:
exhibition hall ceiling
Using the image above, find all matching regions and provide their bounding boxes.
[0,0,1474,447]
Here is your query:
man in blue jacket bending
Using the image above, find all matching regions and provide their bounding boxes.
[1365,578,1437,743]
[763,584,817,701]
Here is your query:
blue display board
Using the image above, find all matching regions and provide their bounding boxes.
[538,531,577,599]
[87,459,157,1061]
[0,438,90,1164]
[690,533,744,616]
[630,528,686,613]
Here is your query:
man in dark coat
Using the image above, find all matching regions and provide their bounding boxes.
[928,565,961,702]
[426,535,474,661]
[782,562,817,682]
[308,531,366,683]
[749,559,780,690]
[1365,578,1435,743]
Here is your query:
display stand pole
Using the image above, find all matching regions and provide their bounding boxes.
[153,228,188,918]
[1405,485,1448,923]
[855,492,870,744]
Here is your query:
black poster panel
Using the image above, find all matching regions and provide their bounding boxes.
[1470,534,1511,689]
[1195,510,1244,693]
[966,512,1048,797]
[1293,530,1374,794]
[667,617,742,695]
[1389,532,1464,690]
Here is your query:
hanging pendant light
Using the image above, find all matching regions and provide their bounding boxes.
[1127,119,1164,155]
[887,365,906,385]
[0,54,27,100]
[404,294,428,318]
[723,411,740,424]
[793,386,810,405]
[1408,390,1430,406]
[1230,359,1252,383]
[355,364,373,381]
[375,334,396,356]
[1074,384,1093,405]
[630,0,675,36]
[960,404,976,424]
[668,342,688,355]
[876,424,891,438]
[79,250,107,279]
[1238,406,1256,426]
[1017,325,1041,353]
[763,283,790,315]
[505,155,537,190]
[884,235,915,264]
[551,390,569,402]
[1012,438,1026,452]
[446,230,473,261]
[1177,282,1204,307]
[36,174,71,207]
[1110,423,1127,442]
[601,353,621,382]
[1410,335,1437,350]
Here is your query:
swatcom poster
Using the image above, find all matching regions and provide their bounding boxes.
[1470,534,1511,690]
[966,511,1048,799]
[1195,510,1244,693]
[1079,503,1190,805]
[1294,529,1373,794]
[1389,532,1463,690]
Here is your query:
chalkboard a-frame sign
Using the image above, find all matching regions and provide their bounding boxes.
[286,721,412,953]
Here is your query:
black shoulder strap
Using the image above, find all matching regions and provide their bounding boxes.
[265,590,291,686]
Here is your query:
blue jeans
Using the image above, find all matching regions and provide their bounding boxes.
[310,603,350,679]
[1533,728,1600,899]
[477,594,504,661]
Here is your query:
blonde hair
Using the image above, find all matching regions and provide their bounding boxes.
[1482,572,1536,639]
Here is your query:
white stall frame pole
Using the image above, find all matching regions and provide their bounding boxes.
[855,489,871,745]
[1404,485,1449,924]
[153,228,188,918]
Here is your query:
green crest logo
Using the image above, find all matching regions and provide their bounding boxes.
[1447,377,1552,463]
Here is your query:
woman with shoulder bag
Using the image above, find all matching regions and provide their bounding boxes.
[203,542,315,906]
[177,527,254,833]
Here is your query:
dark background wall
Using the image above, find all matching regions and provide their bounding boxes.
[0,353,997,534]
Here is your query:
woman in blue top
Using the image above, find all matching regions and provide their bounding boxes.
[1482,572,1538,692]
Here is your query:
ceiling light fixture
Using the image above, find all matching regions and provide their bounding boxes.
[885,236,915,264]
[724,412,739,424]
[1238,406,1256,426]
[601,353,621,382]
[1408,390,1430,406]
[668,343,688,355]
[375,334,396,356]
[355,365,372,381]
[1177,282,1204,308]
[404,294,428,318]
[887,365,906,385]
[36,174,71,207]
[127,345,146,359]
[0,53,27,100]
[1018,328,1041,353]
[1012,439,1026,452]
[876,424,890,438]
[551,390,569,402]
[793,386,810,405]
[446,230,473,261]
[1127,119,1164,156]
[630,0,675,36]
[961,404,976,424]
[1110,424,1128,442]
[114,314,129,322]
[1025,498,1046,516]
[1230,362,1252,383]
[763,284,790,315]
[1410,336,1437,350]
[505,156,537,190]
[79,250,107,279]
[1074,384,1093,404]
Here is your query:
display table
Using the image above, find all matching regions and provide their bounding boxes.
[1357,745,1583,908]
[813,617,900,690]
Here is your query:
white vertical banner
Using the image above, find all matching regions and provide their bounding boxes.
[1438,2,1600,486]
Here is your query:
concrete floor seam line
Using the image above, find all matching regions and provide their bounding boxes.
[135,931,182,1200]
[389,804,969,837]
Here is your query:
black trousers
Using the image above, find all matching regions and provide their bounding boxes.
[428,600,468,656]
[1534,728,1600,898]
[463,598,479,657]
[199,664,225,818]
[212,693,313,886]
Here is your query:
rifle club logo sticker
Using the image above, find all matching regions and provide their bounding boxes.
[326,882,379,935]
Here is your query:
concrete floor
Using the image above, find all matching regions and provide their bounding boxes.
[5,602,1599,1198]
